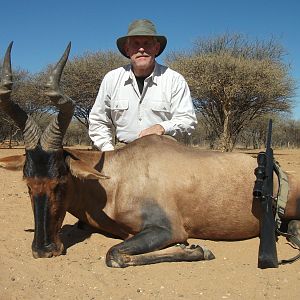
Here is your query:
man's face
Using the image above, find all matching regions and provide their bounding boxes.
[124,36,160,76]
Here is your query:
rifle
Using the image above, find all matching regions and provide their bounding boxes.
[253,119,278,268]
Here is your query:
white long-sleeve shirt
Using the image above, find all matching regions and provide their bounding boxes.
[89,62,197,151]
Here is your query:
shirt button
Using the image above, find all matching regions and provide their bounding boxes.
[139,118,142,121]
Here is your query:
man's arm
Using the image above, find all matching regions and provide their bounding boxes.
[88,74,115,151]
[157,76,197,137]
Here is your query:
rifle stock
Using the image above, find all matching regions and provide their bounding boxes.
[254,119,278,269]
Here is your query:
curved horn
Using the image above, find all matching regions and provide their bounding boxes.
[0,42,41,150]
[44,42,71,98]
[0,41,13,95]
[40,42,75,151]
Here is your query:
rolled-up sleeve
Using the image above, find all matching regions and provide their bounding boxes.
[88,74,115,151]
[159,76,197,136]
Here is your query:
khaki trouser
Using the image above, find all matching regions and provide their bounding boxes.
[115,141,128,149]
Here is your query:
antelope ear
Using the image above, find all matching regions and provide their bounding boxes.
[0,155,25,170]
[65,157,109,180]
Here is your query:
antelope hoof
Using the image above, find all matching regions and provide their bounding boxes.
[189,244,215,260]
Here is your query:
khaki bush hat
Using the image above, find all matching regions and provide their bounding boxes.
[116,19,167,58]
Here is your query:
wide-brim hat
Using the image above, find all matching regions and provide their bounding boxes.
[116,19,167,58]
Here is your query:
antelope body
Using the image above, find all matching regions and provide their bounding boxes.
[1,43,300,268]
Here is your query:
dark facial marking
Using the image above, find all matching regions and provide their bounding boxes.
[23,146,68,178]
[32,194,51,250]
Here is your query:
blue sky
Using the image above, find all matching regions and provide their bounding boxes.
[1,0,299,118]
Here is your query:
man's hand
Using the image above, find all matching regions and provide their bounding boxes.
[138,124,165,138]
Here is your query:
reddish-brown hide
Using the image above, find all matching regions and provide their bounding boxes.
[1,43,300,267]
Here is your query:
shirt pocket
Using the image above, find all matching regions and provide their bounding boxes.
[150,101,171,121]
[111,99,129,126]
[111,99,129,110]
[151,101,171,113]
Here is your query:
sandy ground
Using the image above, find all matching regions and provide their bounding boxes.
[0,147,300,300]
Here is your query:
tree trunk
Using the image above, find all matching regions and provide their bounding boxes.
[219,109,233,152]
[8,125,13,149]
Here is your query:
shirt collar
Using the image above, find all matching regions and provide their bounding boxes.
[126,62,160,84]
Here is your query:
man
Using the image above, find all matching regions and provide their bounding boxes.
[89,19,197,151]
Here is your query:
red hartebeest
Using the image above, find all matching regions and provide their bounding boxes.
[0,43,300,267]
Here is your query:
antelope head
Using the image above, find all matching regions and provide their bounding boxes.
[0,42,74,258]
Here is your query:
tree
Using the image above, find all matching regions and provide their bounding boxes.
[0,54,55,146]
[58,51,127,128]
[273,118,300,148]
[0,64,38,146]
[237,114,277,149]
[1,50,127,146]
[166,34,295,151]
[64,120,91,146]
